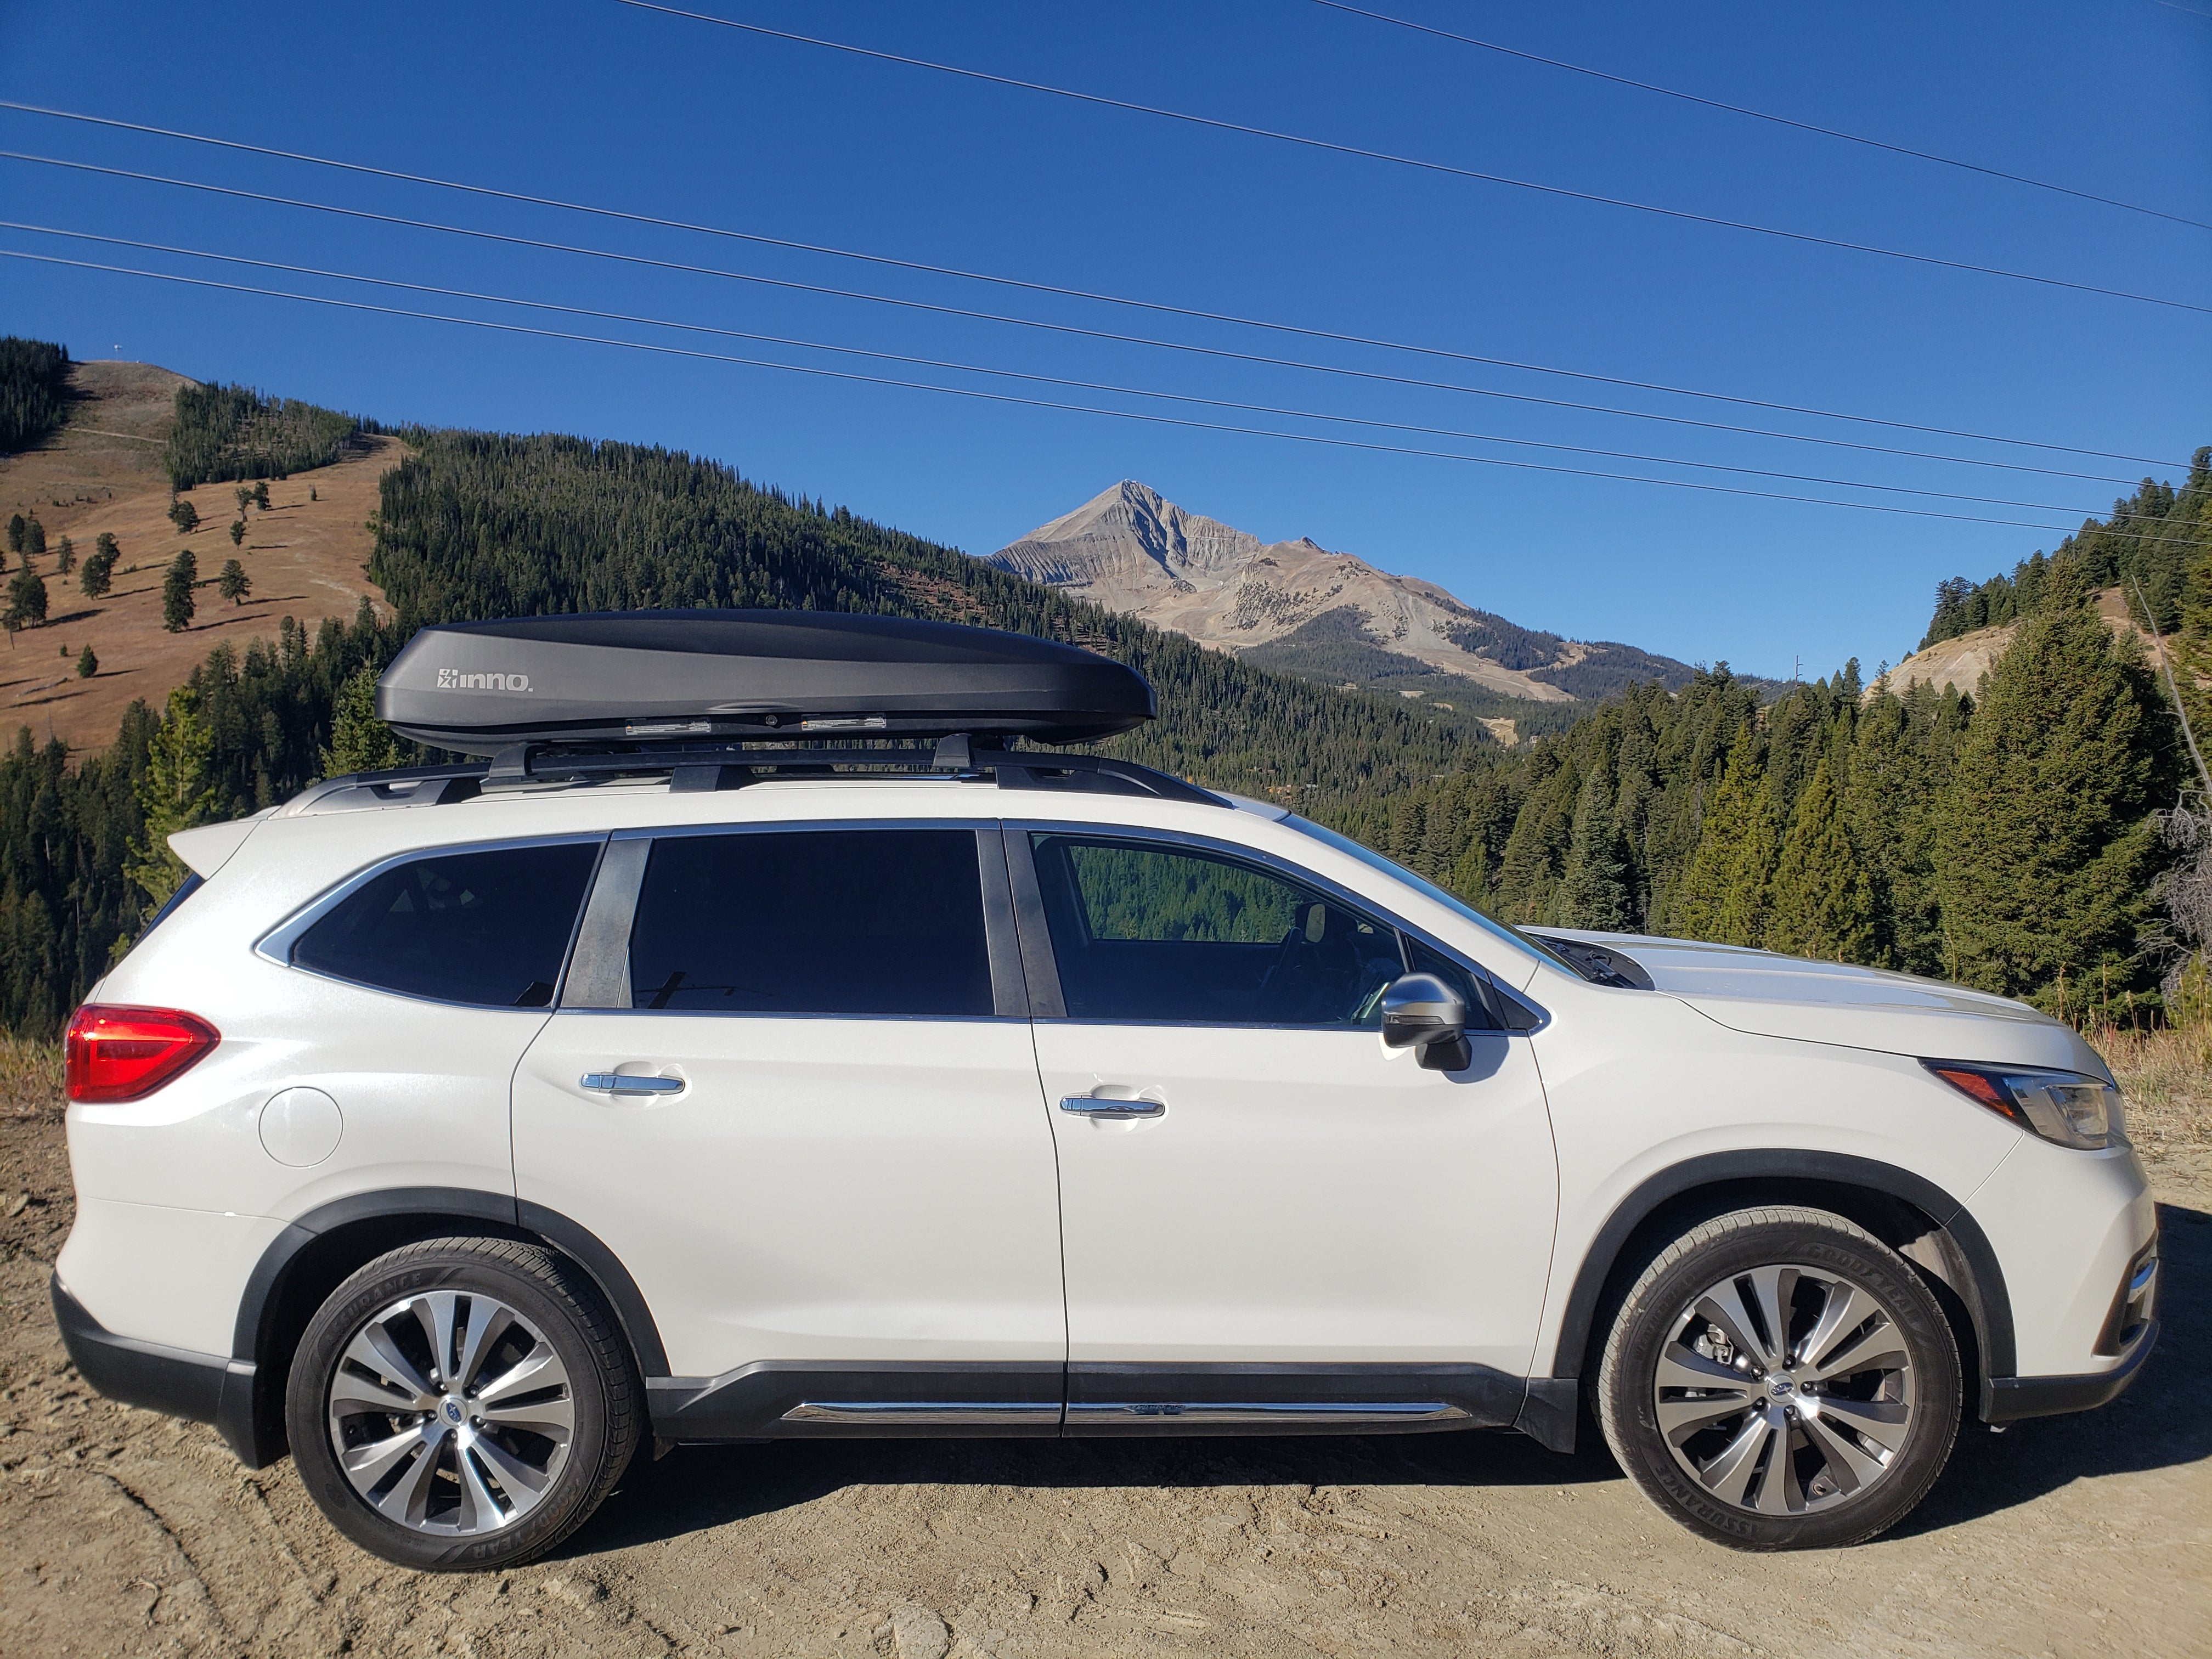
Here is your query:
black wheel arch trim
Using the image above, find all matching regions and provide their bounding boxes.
[227,1186,672,1468]
[1545,1149,2015,1399]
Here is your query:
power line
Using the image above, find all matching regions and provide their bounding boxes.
[1307,0,2212,233]
[0,110,2184,469]
[613,0,2212,318]
[2,242,2168,544]
[0,151,2155,489]
[2,219,2115,515]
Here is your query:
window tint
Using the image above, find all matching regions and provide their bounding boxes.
[627,829,992,1017]
[1032,833,1404,1025]
[294,843,598,1007]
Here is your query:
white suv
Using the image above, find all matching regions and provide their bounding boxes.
[53,613,2157,1569]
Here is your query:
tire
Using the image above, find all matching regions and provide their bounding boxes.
[285,1237,642,1571]
[1596,1205,1960,1550]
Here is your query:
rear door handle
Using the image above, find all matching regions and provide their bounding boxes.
[1059,1094,1166,1119]
[580,1073,684,1095]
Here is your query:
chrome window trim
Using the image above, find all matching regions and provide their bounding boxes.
[253,832,611,1010]
[1008,820,1549,1035]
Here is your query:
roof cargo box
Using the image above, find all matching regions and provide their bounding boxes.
[375,610,1154,754]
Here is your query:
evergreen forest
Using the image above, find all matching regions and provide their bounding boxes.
[0,347,2200,1037]
[0,337,72,456]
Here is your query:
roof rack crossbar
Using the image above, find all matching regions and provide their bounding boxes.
[284,738,1227,814]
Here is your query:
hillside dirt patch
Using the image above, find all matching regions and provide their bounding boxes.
[1,1065,2203,1658]
[0,360,398,754]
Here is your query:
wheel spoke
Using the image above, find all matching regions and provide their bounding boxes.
[328,1364,425,1416]
[1742,1266,1798,1369]
[1804,1336,1909,1385]
[1690,1291,1768,1374]
[1798,1409,1889,1493]
[345,1323,437,1409]
[1692,1409,1775,1501]
[1812,1393,1913,1454]
[340,1420,435,1490]
[456,1442,509,1532]
[453,1301,517,1397]
[374,1429,450,1527]
[469,1427,556,1514]
[478,1391,574,1439]
[1750,1425,1804,1514]
[1793,1281,1865,1372]
[408,1294,462,1389]
[474,1341,566,1408]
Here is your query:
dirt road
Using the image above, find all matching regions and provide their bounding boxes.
[3,1104,2204,1658]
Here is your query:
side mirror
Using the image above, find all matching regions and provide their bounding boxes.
[1380,973,1472,1071]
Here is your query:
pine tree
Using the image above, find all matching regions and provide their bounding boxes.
[1713,772,1781,948]
[167,498,198,534]
[217,558,251,605]
[75,644,95,679]
[121,686,221,919]
[22,517,43,565]
[234,484,255,517]
[1665,726,1762,941]
[54,535,72,575]
[1933,591,2171,1015]
[162,551,196,632]
[320,664,404,775]
[3,566,47,633]
[228,518,245,547]
[4,514,21,555]
[80,544,114,599]
[1765,757,1875,961]
[252,480,271,510]
[1549,766,1631,929]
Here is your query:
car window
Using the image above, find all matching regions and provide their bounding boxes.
[1031,833,1403,1025]
[293,843,599,1007]
[627,828,992,1017]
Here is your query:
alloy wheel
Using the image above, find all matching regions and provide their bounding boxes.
[1652,1262,1916,1516]
[326,1290,577,1536]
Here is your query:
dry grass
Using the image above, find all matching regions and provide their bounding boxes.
[2090,1022,2212,1159]
[0,1036,63,1116]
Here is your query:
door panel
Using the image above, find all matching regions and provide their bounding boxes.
[514,1011,1064,1376]
[511,823,1065,1386]
[1035,1023,1556,1372]
[1018,826,1558,1380]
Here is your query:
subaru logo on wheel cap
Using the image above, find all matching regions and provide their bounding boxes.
[1769,1377,1795,1398]
[443,1400,464,1424]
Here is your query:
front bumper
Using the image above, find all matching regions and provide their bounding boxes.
[50,1275,264,1465]
[1983,1318,2159,1422]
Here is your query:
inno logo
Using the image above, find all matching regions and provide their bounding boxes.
[436,668,532,692]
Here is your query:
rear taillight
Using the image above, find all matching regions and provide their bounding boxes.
[65,1005,221,1103]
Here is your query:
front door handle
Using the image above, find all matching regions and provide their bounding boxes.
[581,1072,684,1096]
[1059,1094,1166,1119]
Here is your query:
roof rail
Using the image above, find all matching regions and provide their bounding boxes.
[279,736,1226,816]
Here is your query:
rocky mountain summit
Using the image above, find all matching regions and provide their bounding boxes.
[984,481,1694,703]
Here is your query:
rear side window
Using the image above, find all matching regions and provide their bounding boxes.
[625,828,992,1017]
[292,843,599,1007]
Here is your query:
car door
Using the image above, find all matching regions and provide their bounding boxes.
[511,821,1066,1436]
[1011,825,1558,1431]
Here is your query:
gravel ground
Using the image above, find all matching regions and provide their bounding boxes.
[3,1106,2205,1659]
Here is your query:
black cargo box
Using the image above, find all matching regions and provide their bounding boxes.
[376,611,1154,754]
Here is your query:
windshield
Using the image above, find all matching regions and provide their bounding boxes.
[1281,816,1583,977]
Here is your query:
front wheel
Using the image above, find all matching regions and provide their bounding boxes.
[1597,1206,1960,1550]
[285,1237,641,1571]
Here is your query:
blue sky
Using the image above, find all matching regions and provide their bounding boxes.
[2,0,2207,678]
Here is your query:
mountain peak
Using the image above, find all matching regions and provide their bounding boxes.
[984,483,1695,706]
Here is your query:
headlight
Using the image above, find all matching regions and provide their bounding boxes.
[1923,1060,2125,1150]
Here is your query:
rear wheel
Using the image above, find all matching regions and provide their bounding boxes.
[285,1237,641,1571]
[1597,1206,1960,1550]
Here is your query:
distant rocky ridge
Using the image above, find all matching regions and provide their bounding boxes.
[984,481,1696,703]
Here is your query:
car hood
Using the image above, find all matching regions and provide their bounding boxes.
[1535,929,2112,1079]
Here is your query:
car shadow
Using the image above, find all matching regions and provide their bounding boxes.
[561,1202,2207,1560]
